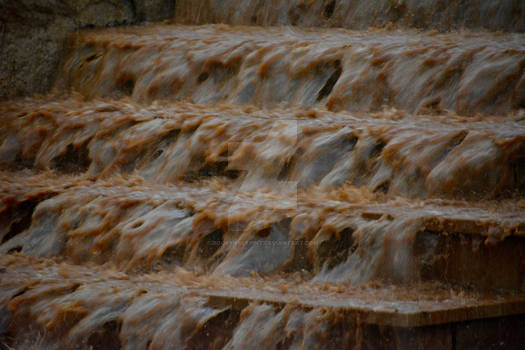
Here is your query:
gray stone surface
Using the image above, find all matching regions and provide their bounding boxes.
[0,0,176,99]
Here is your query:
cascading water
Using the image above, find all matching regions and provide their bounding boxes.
[1,1,525,349]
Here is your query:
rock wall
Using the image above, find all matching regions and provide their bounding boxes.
[175,0,525,32]
[0,0,176,99]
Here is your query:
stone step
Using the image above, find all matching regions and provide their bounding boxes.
[57,24,525,116]
[1,172,524,292]
[1,255,524,349]
[2,98,524,200]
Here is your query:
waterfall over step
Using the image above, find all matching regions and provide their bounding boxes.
[1,1,525,349]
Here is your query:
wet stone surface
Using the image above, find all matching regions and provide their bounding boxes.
[1,4,525,349]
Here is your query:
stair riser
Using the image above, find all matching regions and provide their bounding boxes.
[2,101,524,200]
[59,26,525,116]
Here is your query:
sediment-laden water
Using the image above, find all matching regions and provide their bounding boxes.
[1,3,525,349]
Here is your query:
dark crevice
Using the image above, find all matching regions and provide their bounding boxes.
[186,308,241,350]
[122,79,135,96]
[69,283,81,294]
[388,1,407,22]
[197,72,209,84]
[283,238,312,273]
[276,337,293,350]
[197,164,215,178]
[182,173,200,183]
[279,218,293,231]
[277,156,295,181]
[288,7,300,25]
[451,323,457,350]
[131,220,144,229]
[224,169,241,179]
[318,227,355,269]
[374,180,390,194]
[345,134,359,149]
[84,53,99,63]
[80,24,96,30]
[198,160,241,180]
[127,0,138,21]
[256,227,272,238]
[52,142,91,174]
[0,330,14,350]
[162,129,181,143]
[419,96,442,113]
[316,60,342,102]
[198,229,223,259]
[7,246,22,254]
[277,335,294,350]
[2,219,28,244]
[324,0,336,19]
[361,212,383,221]
[161,244,186,266]
[269,302,286,313]
[370,140,386,158]
[1,194,56,244]
[11,287,28,300]
[116,75,136,96]
[2,201,36,243]
[512,157,525,194]
[219,148,233,158]
[278,149,303,181]
[86,320,122,350]
[13,152,35,170]
[151,149,164,160]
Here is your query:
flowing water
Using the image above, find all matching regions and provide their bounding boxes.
[1,2,525,349]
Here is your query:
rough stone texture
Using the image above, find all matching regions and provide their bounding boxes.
[0,0,176,99]
[135,0,177,22]
[175,0,525,33]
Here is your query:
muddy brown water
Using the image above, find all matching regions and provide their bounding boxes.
[1,4,525,350]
